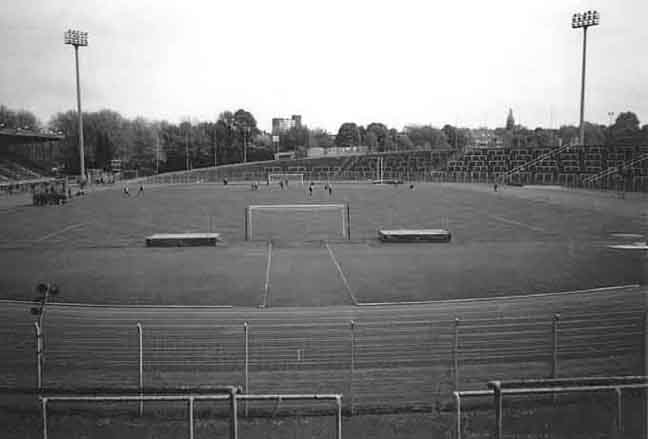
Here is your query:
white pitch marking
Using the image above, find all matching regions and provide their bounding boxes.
[263,241,273,307]
[325,242,358,305]
[608,242,648,250]
[32,223,86,242]
[610,233,644,239]
[488,215,547,233]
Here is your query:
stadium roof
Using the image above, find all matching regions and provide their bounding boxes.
[0,128,64,148]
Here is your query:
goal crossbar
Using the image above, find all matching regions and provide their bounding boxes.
[268,173,304,184]
[249,204,345,210]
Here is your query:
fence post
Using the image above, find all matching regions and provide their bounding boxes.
[644,311,648,439]
[615,387,623,437]
[243,321,248,417]
[34,322,42,390]
[188,396,194,439]
[350,320,355,416]
[136,322,143,416]
[244,208,249,241]
[230,390,238,439]
[493,383,503,439]
[336,395,343,439]
[453,318,460,390]
[455,393,462,439]
[552,313,560,378]
[41,397,48,439]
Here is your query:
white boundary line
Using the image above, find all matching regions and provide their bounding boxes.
[0,284,640,309]
[262,241,273,307]
[32,223,86,242]
[325,242,358,305]
[0,300,233,308]
[356,284,641,307]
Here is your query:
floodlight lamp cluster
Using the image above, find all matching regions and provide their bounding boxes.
[572,10,599,28]
[64,29,88,46]
[30,282,59,316]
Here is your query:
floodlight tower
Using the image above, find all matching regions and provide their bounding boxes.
[64,29,89,181]
[571,11,599,146]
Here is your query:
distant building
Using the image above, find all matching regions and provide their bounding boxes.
[272,115,302,134]
[307,145,368,157]
[506,108,515,131]
[469,128,504,149]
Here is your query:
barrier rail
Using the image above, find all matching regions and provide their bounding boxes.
[39,389,343,439]
[452,377,648,439]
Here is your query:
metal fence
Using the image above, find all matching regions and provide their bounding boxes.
[0,286,641,415]
[40,389,342,439]
[454,377,648,439]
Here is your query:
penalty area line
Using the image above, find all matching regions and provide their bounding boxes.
[262,241,272,308]
[325,242,358,306]
[487,214,548,233]
[32,223,86,242]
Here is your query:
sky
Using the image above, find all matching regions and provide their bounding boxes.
[1,0,647,133]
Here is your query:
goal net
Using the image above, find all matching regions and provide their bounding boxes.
[268,173,304,185]
[245,203,350,242]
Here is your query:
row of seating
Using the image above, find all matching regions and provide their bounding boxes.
[446,146,648,177]
[0,159,44,181]
[145,150,456,184]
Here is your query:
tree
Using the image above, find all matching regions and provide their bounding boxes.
[442,125,470,149]
[279,126,309,152]
[0,105,41,130]
[396,133,414,150]
[608,112,642,146]
[404,125,448,149]
[335,122,360,147]
[130,117,157,171]
[310,129,334,150]
[558,125,579,147]
[365,131,378,150]
[558,123,606,147]
[583,123,606,146]
[366,123,389,151]
[233,109,258,133]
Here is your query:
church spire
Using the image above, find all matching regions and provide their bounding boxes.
[506,108,515,131]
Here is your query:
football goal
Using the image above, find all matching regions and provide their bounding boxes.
[245,203,351,241]
[268,173,304,185]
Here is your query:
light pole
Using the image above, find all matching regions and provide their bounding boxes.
[185,125,190,171]
[242,126,250,163]
[572,10,599,146]
[64,29,88,182]
[608,111,615,127]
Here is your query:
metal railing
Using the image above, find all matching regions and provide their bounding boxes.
[453,376,648,439]
[39,387,343,439]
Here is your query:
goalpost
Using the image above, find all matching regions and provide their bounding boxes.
[245,203,351,241]
[268,173,305,185]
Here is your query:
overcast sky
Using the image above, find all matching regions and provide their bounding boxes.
[1,0,647,132]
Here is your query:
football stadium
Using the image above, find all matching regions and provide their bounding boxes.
[2,3,648,439]
[1,150,647,438]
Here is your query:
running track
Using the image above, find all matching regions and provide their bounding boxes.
[0,285,645,412]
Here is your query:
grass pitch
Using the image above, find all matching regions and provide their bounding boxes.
[0,182,644,305]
